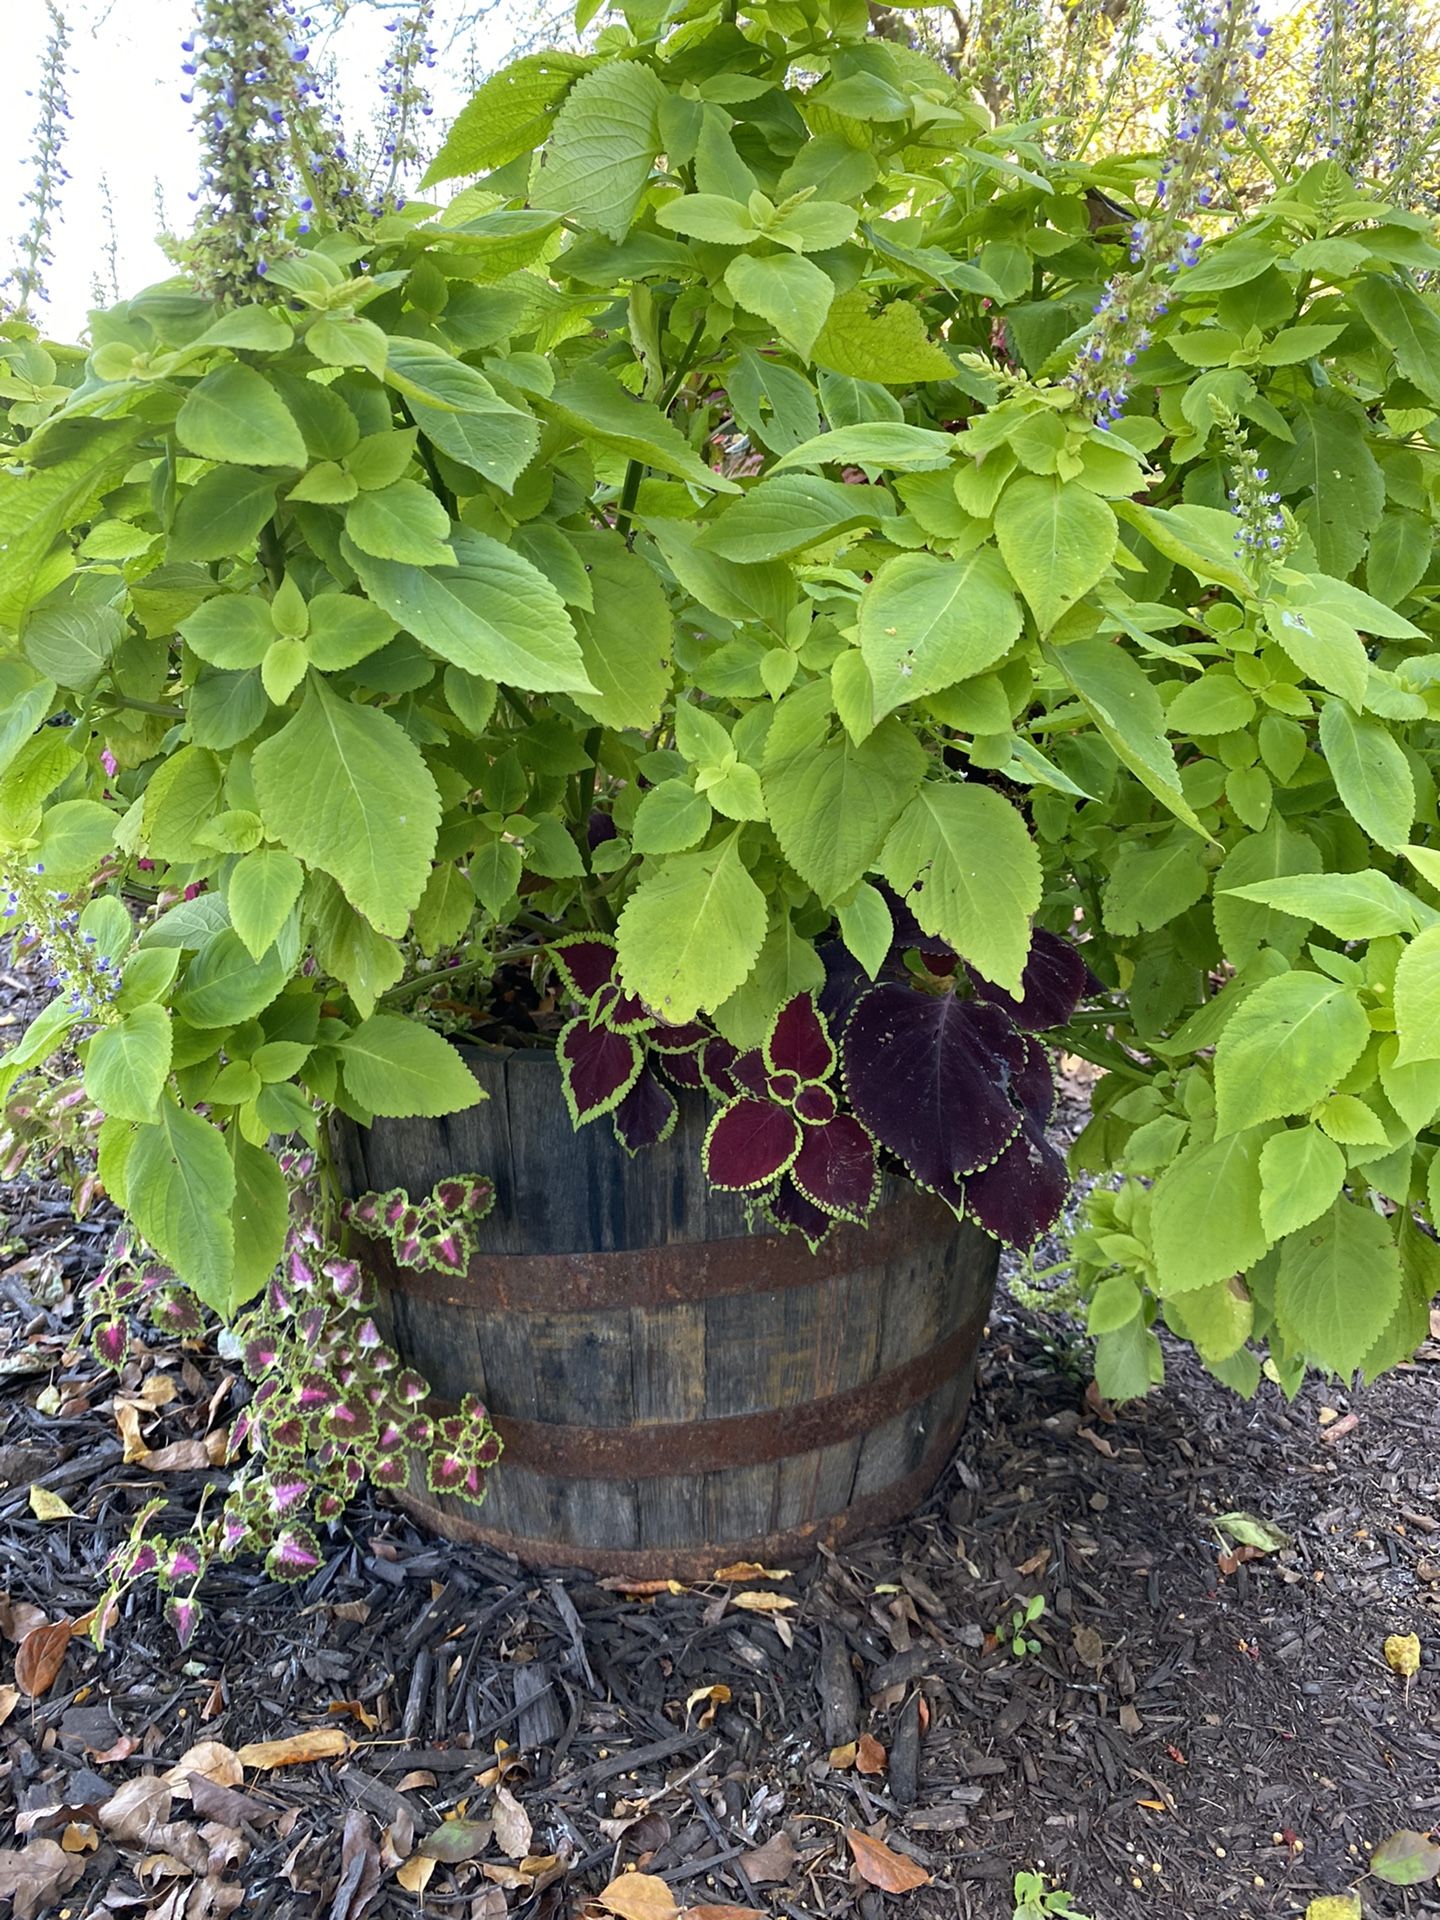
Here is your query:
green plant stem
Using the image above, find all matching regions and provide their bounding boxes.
[378,939,547,1008]
[109,697,186,719]
[399,398,457,519]
[615,313,709,544]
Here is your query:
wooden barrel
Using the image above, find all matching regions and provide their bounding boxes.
[336,1043,998,1578]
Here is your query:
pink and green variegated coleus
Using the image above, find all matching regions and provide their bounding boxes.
[550,916,1091,1250]
[341,1173,495,1278]
[88,1154,500,1647]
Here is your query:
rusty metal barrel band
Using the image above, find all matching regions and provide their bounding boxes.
[425,1303,987,1482]
[370,1189,956,1314]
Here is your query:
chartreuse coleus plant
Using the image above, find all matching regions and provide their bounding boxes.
[0,0,1438,1515]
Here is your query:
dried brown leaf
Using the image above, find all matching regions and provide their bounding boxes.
[0,1596,47,1644]
[326,1699,379,1732]
[683,1908,768,1919]
[828,1742,857,1770]
[597,1578,686,1597]
[0,1684,18,1728]
[0,1838,85,1920]
[166,1742,243,1791]
[114,1401,150,1463]
[140,1440,213,1473]
[187,1774,279,1830]
[855,1734,888,1776]
[236,1728,350,1770]
[15,1619,73,1698]
[418,1818,493,1864]
[728,1592,796,1614]
[737,1831,798,1885]
[493,1783,533,1859]
[845,1829,931,1894]
[712,1563,790,1582]
[396,1854,437,1895]
[598,1870,680,1920]
[1071,1624,1104,1669]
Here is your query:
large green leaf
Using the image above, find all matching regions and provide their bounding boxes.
[345,480,455,567]
[251,679,440,936]
[697,474,893,563]
[1151,1125,1273,1294]
[536,59,668,241]
[616,831,768,1023]
[229,1136,290,1308]
[542,364,740,494]
[567,533,673,730]
[226,849,305,961]
[774,423,955,474]
[422,51,593,182]
[84,1004,172,1125]
[127,1100,235,1313]
[858,547,1021,720]
[1393,924,1440,1066]
[343,528,593,694]
[811,289,955,383]
[1049,637,1208,836]
[0,661,56,779]
[724,252,835,359]
[1318,699,1414,849]
[176,929,290,1027]
[1259,1125,1346,1240]
[1275,393,1384,577]
[880,782,1040,992]
[338,1014,484,1117]
[1212,969,1370,1136]
[170,466,279,563]
[1222,870,1424,941]
[1351,274,1440,403]
[0,417,139,627]
[1263,605,1368,710]
[763,680,926,903]
[995,475,1117,635]
[1274,1199,1403,1375]
[648,520,793,636]
[175,364,307,468]
[22,600,124,690]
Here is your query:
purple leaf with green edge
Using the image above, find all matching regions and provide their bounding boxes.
[699,1036,741,1096]
[314,1490,345,1519]
[166,1595,201,1648]
[428,1450,468,1493]
[703,1097,803,1190]
[289,1249,318,1290]
[266,1526,323,1582]
[765,994,835,1084]
[970,926,1091,1032]
[297,1370,340,1409]
[152,1291,205,1335]
[766,1176,836,1248]
[473,1429,503,1468]
[727,1049,770,1099]
[592,978,651,1032]
[322,1257,365,1301]
[394,1234,425,1267]
[268,1414,306,1451]
[654,1046,705,1091]
[219,1513,248,1555]
[818,938,881,1037]
[558,1016,644,1124]
[421,1228,469,1275]
[372,1456,407,1487]
[790,1113,879,1220]
[876,879,942,957]
[646,1020,710,1053]
[794,1082,838,1124]
[92,1319,128,1368]
[434,1175,494,1218]
[349,1192,385,1230]
[165,1545,201,1581]
[842,984,1023,1185]
[265,1474,310,1516]
[962,1113,1068,1246]
[244,1336,281,1375]
[397,1369,428,1404]
[549,933,618,1001]
[1014,1034,1056,1126]
[613,1066,678,1154]
[1370,1832,1440,1886]
[381,1194,408,1230]
[296,1306,326,1347]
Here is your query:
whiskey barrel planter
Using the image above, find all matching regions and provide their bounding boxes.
[337,1042,999,1577]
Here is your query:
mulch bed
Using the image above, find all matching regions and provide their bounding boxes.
[1,962,1438,1920]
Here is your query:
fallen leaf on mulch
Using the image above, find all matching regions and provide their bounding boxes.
[0,1596,47,1643]
[1071,1624,1104,1669]
[684,1683,731,1724]
[0,1838,85,1919]
[598,1870,679,1920]
[27,1487,75,1521]
[236,1729,350,1770]
[1212,1511,1291,1554]
[1320,1412,1361,1444]
[598,1578,685,1598]
[1305,1897,1362,1919]
[683,1908,767,1919]
[728,1592,795,1614]
[829,1742,858,1769]
[417,1817,492,1864]
[115,1401,150,1463]
[59,1822,96,1854]
[712,1563,789,1582]
[327,1808,380,1920]
[1383,1633,1421,1679]
[326,1699,378,1732]
[855,1733,887,1774]
[1371,1830,1440,1886]
[482,1854,558,1890]
[493,1783,533,1858]
[396,1854,437,1895]
[139,1440,213,1473]
[165,1740,242,1790]
[98,1777,210,1873]
[15,1619,74,1698]
[737,1831,797,1884]
[845,1829,932,1893]
[187,1774,280,1829]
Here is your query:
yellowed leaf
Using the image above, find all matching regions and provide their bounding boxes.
[729,1592,796,1614]
[684,1683,731,1728]
[493,1783,533,1858]
[396,1769,438,1792]
[829,1742,858,1770]
[598,1870,680,1920]
[1384,1633,1421,1678]
[236,1728,350,1770]
[60,1822,98,1854]
[482,1864,533,1890]
[1136,1798,1168,1812]
[397,1854,437,1895]
[1305,1898,1362,1920]
[165,1740,242,1790]
[114,1401,150,1464]
[28,1487,76,1521]
[326,1699,378,1731]
[683,1908,769,1920]
[712,1563,790,1582]
[0,1684,18,1727]
[845,1829,931,1893]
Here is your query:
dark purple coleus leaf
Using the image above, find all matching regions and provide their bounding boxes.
[92,1319,128,1369]
[647,1020,710,1054]
[558,1016,643,1124]
[817,938,874,1037]
[765,995,835,1084]
[653,1046,704,1091]
[591,978,650,1032]
[970,927,1089,1033]
[962,1114,1067,1245]
[613,1066,678,1154]
[699,1036,740,1096]
[791,1114,878,1221]
[1014,1034,1055,1127]
[794,1082,837,1124]
[842,985,1022,1188]
[766,1176,836,1249]
[726,1049,770,1100]
[550,934,618,1002]
[704,1097,803,1190]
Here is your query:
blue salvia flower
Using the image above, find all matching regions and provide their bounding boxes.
[371,1,438,215]
[2,865,121,1026]
[5,3,72,318]
[1067,0,1269,427]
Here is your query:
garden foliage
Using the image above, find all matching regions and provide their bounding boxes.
[3,0,1440,1417]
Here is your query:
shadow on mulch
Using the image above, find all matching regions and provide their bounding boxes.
[1,1196,1438,1920]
